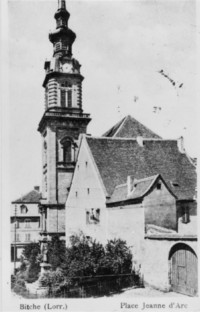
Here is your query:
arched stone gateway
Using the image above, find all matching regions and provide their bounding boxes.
[169,243,198,296]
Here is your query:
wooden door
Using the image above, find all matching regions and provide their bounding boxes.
[170,244,198,296]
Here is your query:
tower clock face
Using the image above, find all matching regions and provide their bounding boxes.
[63,63,73,73]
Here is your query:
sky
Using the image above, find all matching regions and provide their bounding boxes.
[7,0,197,200]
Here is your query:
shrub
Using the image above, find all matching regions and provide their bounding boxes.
[39,268,65,287]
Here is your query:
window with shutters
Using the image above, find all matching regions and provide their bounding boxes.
[24,219,31,228]
[25,233,31,242]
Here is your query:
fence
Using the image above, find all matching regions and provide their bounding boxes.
[47,272,143,298]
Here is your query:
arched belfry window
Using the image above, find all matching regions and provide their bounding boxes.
[60,137,75,163]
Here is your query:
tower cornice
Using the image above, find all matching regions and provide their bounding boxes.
[43,71,84,88]
[38,108,91,133]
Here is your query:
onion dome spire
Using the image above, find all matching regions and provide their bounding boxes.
[49,0,76,57]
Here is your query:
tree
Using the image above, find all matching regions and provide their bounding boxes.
[22,242,40,261]
[47,235,66,270]
[61,233,105,278]
[103,239,133,274]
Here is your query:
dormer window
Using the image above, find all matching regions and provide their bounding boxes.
[20,205,28,214]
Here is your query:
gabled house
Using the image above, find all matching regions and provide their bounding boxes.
[11,186,41,269]
[65,116,197,296]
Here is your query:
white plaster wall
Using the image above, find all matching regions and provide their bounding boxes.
[143,239,197,291]
[107,204,145,271]
[178,215,197,235]
[65,138,108,245]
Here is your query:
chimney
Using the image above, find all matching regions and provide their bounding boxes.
[177,136,185,154]
[137,136,143,147]
[127,176,133,196]
[34,186,40,192]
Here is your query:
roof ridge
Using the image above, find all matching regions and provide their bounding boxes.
[134,174,159,184]
[102,116,126,137]
[113,115,129,137]
[87,136,177,142]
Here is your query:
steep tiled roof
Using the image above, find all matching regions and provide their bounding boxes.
[12,189,41,203]
[102,115,161,139]
[86,137,196,201]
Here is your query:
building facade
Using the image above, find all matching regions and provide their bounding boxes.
[65,120,197,296]
[11,186,41,268]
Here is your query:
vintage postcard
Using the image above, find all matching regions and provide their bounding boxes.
[1,0,200,311]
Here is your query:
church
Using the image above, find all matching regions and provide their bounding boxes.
[11,0,197,296]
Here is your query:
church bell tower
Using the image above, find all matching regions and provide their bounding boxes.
[38,0,91,239]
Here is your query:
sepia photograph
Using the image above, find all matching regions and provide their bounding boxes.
[1,0,199,310]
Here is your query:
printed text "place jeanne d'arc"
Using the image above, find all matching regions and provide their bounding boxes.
[120,302,188,309]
